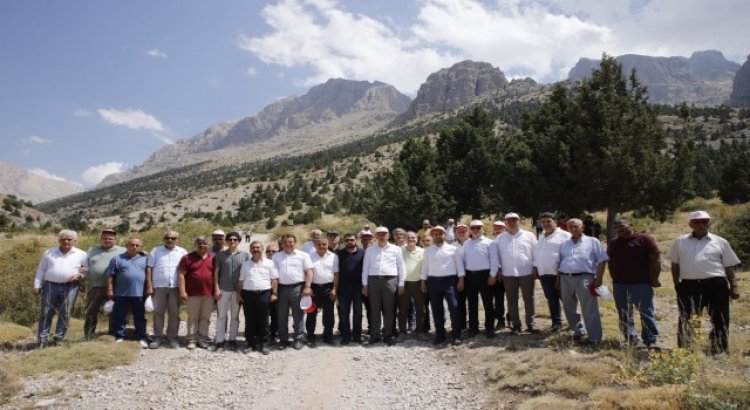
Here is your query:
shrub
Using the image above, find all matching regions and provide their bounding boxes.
[714,205,750,269]
[646,349,699,386]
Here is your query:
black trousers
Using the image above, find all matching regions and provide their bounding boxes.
[269,299,278,338]
[466,270,495,332]
[457,284,467,331]
[493,278,507,324]
[306,283,335,338]
[241,289,271,348]
[337,286,363,340]
[677,277,730,353]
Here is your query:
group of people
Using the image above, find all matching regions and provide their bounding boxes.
[33,209,741,355]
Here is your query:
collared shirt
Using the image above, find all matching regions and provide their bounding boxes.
[492,230,537,277]
[403,246,425,282]
[34,246,89,288]
[87,245,126,288]
[666,232,740,280]
[273,249,313,285]
[534,228,572,276]
[421,243,465,280]
[559,235,609,274]
[362,243,406,287]
[178,252,215,296]
[107,252,148,297]
[239,258,279,291]
[302,241,315,254]
[462,236,493,271]
[215,249,250,291]
[310,250,339,284]
[336,247,365,289]
[147,245,188,288]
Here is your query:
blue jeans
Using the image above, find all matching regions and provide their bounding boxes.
[113,296,147,341]
[38,281,80,343]
[337,286,363,340]
[427,276,460,339]
[613,283,659,345]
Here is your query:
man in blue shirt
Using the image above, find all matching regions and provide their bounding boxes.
[558,218,609,344]
[107,237,150,348]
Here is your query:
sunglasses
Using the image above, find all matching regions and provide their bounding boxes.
[164,237,178,240]
[470,226,482,230]
[266,250,276,254]
[227,238,240,242]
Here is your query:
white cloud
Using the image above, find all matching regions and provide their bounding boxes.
[23,135,53,144]
[146,49,168,58]
[97,108,166,132]
[239,0,750,91]
[81,162,128,186]
[73,108,93,117]
[246,66,258,76]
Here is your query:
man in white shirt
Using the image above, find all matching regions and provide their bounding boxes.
[146,230,188,349]
[33,229,89,348]
[463,220,495,338]
[533,212,571,332]
[454,223,470,332]
[667,210,741,354]
[362,226,405,346]
[273,234,314,350]
[421,226,465,345]
[307,237,339,346]
[238,240,278,355]
[490,220,508,329]
[492,213,538,335]
[302,229,322,254]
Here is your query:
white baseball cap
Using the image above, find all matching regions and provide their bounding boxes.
[504,212,520,220]
[430,225,446,233]
[211,230,226,237]
[455,224,469,230]
[689,210,711,220]
[375,226,389,233]
[359,230,373,237]
[469,219,484,227]
[493,220,506,227]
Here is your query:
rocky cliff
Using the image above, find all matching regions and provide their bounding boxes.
[568,50,740,105]
[0,161,83,203]
[729,55,750,107]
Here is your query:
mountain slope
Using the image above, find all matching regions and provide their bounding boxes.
[0,161,83,203]
[730,55,750,107]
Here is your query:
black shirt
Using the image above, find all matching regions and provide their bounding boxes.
[336,247,365,290]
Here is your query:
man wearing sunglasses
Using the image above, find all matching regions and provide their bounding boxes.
[146,230,188,349]
[265,244,280,343]
[211,231,249,351]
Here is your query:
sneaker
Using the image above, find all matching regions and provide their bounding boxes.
[115,338,124,343]
[148,339,162,349]
[138,340,149,349]
[169,339,180,349]
[293,340,303,350]
[186,341,196,350]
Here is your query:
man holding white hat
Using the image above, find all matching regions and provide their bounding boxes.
[491,213,538,335]
[421,225,465,345]
[462,220,495,338]
[362,226,406,345]
[667,210,740,354]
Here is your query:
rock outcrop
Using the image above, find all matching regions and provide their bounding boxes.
[729,55,750,107]
[0,161,83,203]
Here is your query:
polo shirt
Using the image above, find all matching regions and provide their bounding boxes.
[666,232,740,280]
[559,235,609,274]
[462,236,492,271]
[87,245,126,288]
[34,247,89,289]
[534,228,572,276]
[178,252,215,296]
[336,248,365,289]
[147,245,188,288]
[362,243,406,287]
[273,249,313,285]
[402,246,425,282]
[492,230,537,277]
[310,250,339,284]
[215,249,250,291]
[107,253,148,297]
[607,232,659,284]
[421,243,465,280]
[239,258,278,291]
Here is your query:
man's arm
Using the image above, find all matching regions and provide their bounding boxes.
[213,263,222,300]
[178,266,188,301]
[271,278,279,303]
[648,253,661,287]
[107,275,115,300]
[671,262,680,289]
[145,266,154,295]
[727,266,740,299]
[33,252,48,296]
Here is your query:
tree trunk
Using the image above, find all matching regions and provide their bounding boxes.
[606,207,617,241]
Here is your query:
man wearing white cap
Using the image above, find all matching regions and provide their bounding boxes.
[491,213,538,335]
[490,220,508,329]
[210,230,226,256]
[421,225,465,345]
[273,234,314,350]
[667,210,740,354]
[362,226,406,345]
[463,220,495,338]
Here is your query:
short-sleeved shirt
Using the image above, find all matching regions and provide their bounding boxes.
[87,245,126,288]
[215,249,250,291]
[336,248,365,289]
[34,246,89,289]
[402,247,424,282]
[310,251,339,284]
[607,233,660,284]
[107,253,148,297]
[666,232,740,280]
[273,250,313,285]
[559,235,609,274]
[147,245,188,288]
[178,252,215,296]
[239,258,278,291]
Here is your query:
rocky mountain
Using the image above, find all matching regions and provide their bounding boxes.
[392,60,508,125]
[729,55,750,107]
[568,50,740,105]
[0,161,83,203]
[100,79,411,186]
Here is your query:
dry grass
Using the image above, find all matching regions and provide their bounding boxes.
[0,367,22,405]
[587,386,685,409]
[517,395,579,410]
[0,322,33,344]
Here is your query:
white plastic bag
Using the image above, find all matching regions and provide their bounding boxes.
[144,296,154,312]
[594,284,613,300]
[103,300,114,314]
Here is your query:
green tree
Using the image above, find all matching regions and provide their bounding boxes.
[718,142,750,204]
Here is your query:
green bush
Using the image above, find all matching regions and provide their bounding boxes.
[715,205,750,269]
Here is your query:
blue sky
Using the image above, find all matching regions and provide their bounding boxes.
[1,0,749,189]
